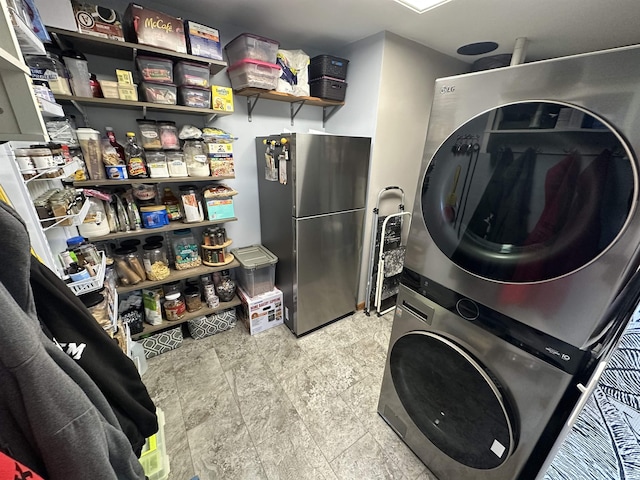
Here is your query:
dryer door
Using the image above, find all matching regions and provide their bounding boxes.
[390,331,517,469]
[421,101,635,283]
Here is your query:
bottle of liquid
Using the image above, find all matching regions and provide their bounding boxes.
[105,127,126,163]
[162,187,182,221]
[124,132,148,178]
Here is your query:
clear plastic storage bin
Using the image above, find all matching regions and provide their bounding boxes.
[178,86,211,108]
[225,33,279,64]
[227,59,280,91]
[139,409,169,480]
[231,244,278,297]
[139,82,177,105]
[136,56,174,84]
[174,61,209,88]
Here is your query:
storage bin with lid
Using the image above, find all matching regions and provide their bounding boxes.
[225,33,279,64]
[227,59,280,91]
[309,54,349,81]
[76,128,104,180]
[175,61,209,88]
[309,76,347,102]
[158,122,180,150]
[136,56,174,84]
[178,86,211,108]
[114,247,145,286]
[140,82,177,105]
[231,244,278,297]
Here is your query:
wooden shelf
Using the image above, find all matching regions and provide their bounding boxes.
[86,217,237,242]
[117,259,240,294]
[131,294,242,339]
[54,94,232,117]
[74,175,235,187]
[234,88,345,126]
[47,27,227,75]
[235,88,345,107]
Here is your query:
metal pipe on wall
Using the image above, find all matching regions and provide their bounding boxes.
[510,37,529,65]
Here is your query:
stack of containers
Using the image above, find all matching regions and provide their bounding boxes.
[309,55,349,102]
[225,33,281,91]
[175,61,212,108]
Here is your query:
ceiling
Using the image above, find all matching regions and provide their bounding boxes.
[156,0,640,64]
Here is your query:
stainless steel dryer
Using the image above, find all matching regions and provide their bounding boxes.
[378,284,586,480]
[404,45,640,351]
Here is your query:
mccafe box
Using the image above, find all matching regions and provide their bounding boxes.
[72,1,124,41]
[123,3,187,53]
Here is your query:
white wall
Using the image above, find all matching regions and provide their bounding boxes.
[349,32,468,304]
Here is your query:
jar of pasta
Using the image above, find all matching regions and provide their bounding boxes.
[142,243,170,281]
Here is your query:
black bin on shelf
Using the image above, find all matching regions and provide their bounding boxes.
[309,76,347,101]
[309,55,349,80]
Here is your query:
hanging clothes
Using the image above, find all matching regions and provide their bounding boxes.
[30,257,158,456]
[0,201,145,480]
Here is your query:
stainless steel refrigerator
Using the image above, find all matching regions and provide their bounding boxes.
[256,133,371,336]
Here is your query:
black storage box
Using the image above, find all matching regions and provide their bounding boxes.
[310,76,347,102]
[309,55,349,80]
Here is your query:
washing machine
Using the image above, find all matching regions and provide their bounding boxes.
[404,44,640,351]
[378,283,587,480]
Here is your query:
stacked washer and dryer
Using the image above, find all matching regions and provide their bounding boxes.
[377,45,640,480]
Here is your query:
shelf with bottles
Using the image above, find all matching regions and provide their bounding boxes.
[46,27,227,75]
[130,294,241,340]
[116,260,240,294]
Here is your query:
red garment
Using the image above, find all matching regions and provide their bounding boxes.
[0,451,44,480]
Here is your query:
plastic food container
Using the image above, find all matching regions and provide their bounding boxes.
[140,82,177,105]
[136,119,162,150]
[140,205,169,229]
[178,86,211,108]
[76,128,104,179]
[136,56,174,84]
[166,151,188,177]
[227,59,280,91]
[225,33,279,64]
[99,80,119,98]
[231,244,278,297]
[172,229,202,270]
[158,121,180,150]
[175,61,209,88]
[105,164,128,180]
[118,83,138,101]
[145,151,169,178]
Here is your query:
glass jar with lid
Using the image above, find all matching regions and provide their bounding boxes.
[183,139,210,176]
[30,145,58,178]
[113,247,145,286]
[136,119,162,150]
[158,121,180,150]
[142,243,170,281]
[171,228,202,270]
[184,286,203,312]
[164,292,186,321]
[216,269,236,302]
[14,148,36,179]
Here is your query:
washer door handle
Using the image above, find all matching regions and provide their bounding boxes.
[567,361,607,428]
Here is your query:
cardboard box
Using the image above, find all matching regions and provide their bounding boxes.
[204,197,234,220]
[236,286,283,335]
[123,3,187,54]
[185,20,223,60]
[72,1,124,41]
[211,85,234,112]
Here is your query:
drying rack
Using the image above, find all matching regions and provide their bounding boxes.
[365,186,411,316]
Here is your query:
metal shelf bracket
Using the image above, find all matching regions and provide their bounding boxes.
[323,105,342,127]
[142,105,147,119]
[290,100,306,126]
[247,93,261,122]
[205,113,218,126]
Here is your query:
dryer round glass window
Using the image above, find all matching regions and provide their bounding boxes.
[390,332,518,469]
[421,101,635,283]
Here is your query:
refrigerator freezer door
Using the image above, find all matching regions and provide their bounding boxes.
[292,134,371,218]
[294,208,365,335]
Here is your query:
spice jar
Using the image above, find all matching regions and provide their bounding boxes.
[172,229,201,270]
[178,185,204,223]
[158,121,180,150]
[184,286,203,312]
[166,151,188,177]
[164,292,186,321]
[136,119,162,150]
[14,148,36,179]
[142,243,170,281]
[183,139,210,176]
[30,145,58,177]
[113,247,145,286]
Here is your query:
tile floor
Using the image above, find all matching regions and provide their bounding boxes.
[142,310,437,480]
